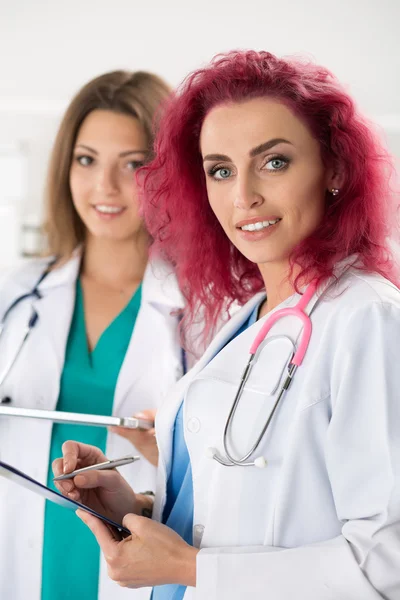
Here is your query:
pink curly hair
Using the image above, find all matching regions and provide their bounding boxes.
[140,50,399,342]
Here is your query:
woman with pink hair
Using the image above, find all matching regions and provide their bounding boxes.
[55,51,400,599]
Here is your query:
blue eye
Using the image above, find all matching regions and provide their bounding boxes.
[76,155,94,166]
[210,167,232,180]
[265,157,289,171]
[126,161,144,171]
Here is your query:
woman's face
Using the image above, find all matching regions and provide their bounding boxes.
[200,97,337,270]
[69,109,148,243]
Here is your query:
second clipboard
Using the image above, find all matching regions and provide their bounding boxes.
[0,406,153,429]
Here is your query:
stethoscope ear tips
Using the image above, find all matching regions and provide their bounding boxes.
[254,457,267,469]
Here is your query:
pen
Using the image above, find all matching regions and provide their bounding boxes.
[53,455,140,481]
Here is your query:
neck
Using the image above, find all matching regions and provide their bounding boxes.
[81,230,149,288]
[257,260,301,317]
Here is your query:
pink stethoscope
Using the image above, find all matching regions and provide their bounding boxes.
[210,281,318,468]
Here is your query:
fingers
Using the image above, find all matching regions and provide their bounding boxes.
[52,458,76,495]
[73,469,123,492]
[135,410,157,428]
[61,441,108,474]
[53,477,76,496]
[76,509,120,554]
[61,441,81,473]
[109,427,158,467]
[52,458,64,477]
[122,512,138,531]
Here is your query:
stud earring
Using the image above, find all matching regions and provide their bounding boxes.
[330,188,340,196]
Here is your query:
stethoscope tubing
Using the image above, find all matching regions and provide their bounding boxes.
[213,280,319,468]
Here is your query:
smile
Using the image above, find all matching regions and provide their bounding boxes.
[94,205,126,214]
[239,218,281,232]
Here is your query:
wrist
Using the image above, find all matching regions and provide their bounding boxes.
[134,492,154,517]
[177,545,199,587]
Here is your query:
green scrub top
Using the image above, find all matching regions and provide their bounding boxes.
[41,279,142,600]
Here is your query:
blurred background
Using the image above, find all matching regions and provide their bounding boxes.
[1,0,399,267]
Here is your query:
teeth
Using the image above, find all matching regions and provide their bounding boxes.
[240,218,280,232]
[95,205,124,214]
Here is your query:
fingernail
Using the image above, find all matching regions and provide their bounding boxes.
[76,510,86,523]
[63,462,69,474]
[75,475,86,485]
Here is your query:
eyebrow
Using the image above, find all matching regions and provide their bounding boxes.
[74,144,148,157]
[202,138,293,162]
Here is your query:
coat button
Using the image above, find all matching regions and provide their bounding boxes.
[187,417,201,433]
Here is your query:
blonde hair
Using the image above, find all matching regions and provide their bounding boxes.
[44,70,171,259]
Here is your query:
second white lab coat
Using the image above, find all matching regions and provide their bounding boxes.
[0,252,187,600]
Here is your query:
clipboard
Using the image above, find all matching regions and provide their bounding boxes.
[0,460,131,537]
[0,406,153,429]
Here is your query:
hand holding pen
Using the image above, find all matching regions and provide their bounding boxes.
[54,455,140,481]
[52,441,141,525]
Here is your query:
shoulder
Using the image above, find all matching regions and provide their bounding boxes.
[317,269,400,351]
[322,268,400,316]
[0,256,51,296]
[340,268,399,304]
[0,257,52,318]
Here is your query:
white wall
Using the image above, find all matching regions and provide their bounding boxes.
[0,0,399,259]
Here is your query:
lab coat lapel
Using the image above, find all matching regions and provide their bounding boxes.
[113,260,185,415]
[32,254,80,404]
[153,292,265,521]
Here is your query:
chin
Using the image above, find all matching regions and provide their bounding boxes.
[238,245,285,266]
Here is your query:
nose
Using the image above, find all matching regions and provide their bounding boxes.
[95,166,119,195]
[233,172,263,210]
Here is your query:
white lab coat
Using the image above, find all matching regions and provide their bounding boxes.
[153,266,400,600]
[0,252,187,600]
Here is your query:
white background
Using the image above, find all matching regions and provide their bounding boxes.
[0,0,399,260]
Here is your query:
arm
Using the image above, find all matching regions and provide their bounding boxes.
[195,301,400,600]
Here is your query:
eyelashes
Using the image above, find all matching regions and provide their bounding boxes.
[206,153,291,181]
[75,155,93,166]
[263,154,291,171]
[73,156,145,171]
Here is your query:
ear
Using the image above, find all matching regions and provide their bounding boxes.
[325,163,345,194]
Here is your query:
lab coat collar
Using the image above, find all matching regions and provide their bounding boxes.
[37,249,81,292]
[38,249,184,311]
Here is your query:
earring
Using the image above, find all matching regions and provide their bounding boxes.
[330,188,340,196]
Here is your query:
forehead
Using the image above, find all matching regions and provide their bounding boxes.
[75,109,147,147]
[200,97,316,154]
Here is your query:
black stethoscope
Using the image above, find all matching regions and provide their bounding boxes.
[0,260,55,400]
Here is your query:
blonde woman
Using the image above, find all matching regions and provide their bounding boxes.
[0,71,186,600]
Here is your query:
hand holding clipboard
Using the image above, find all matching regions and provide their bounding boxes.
[0,459,134,538]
